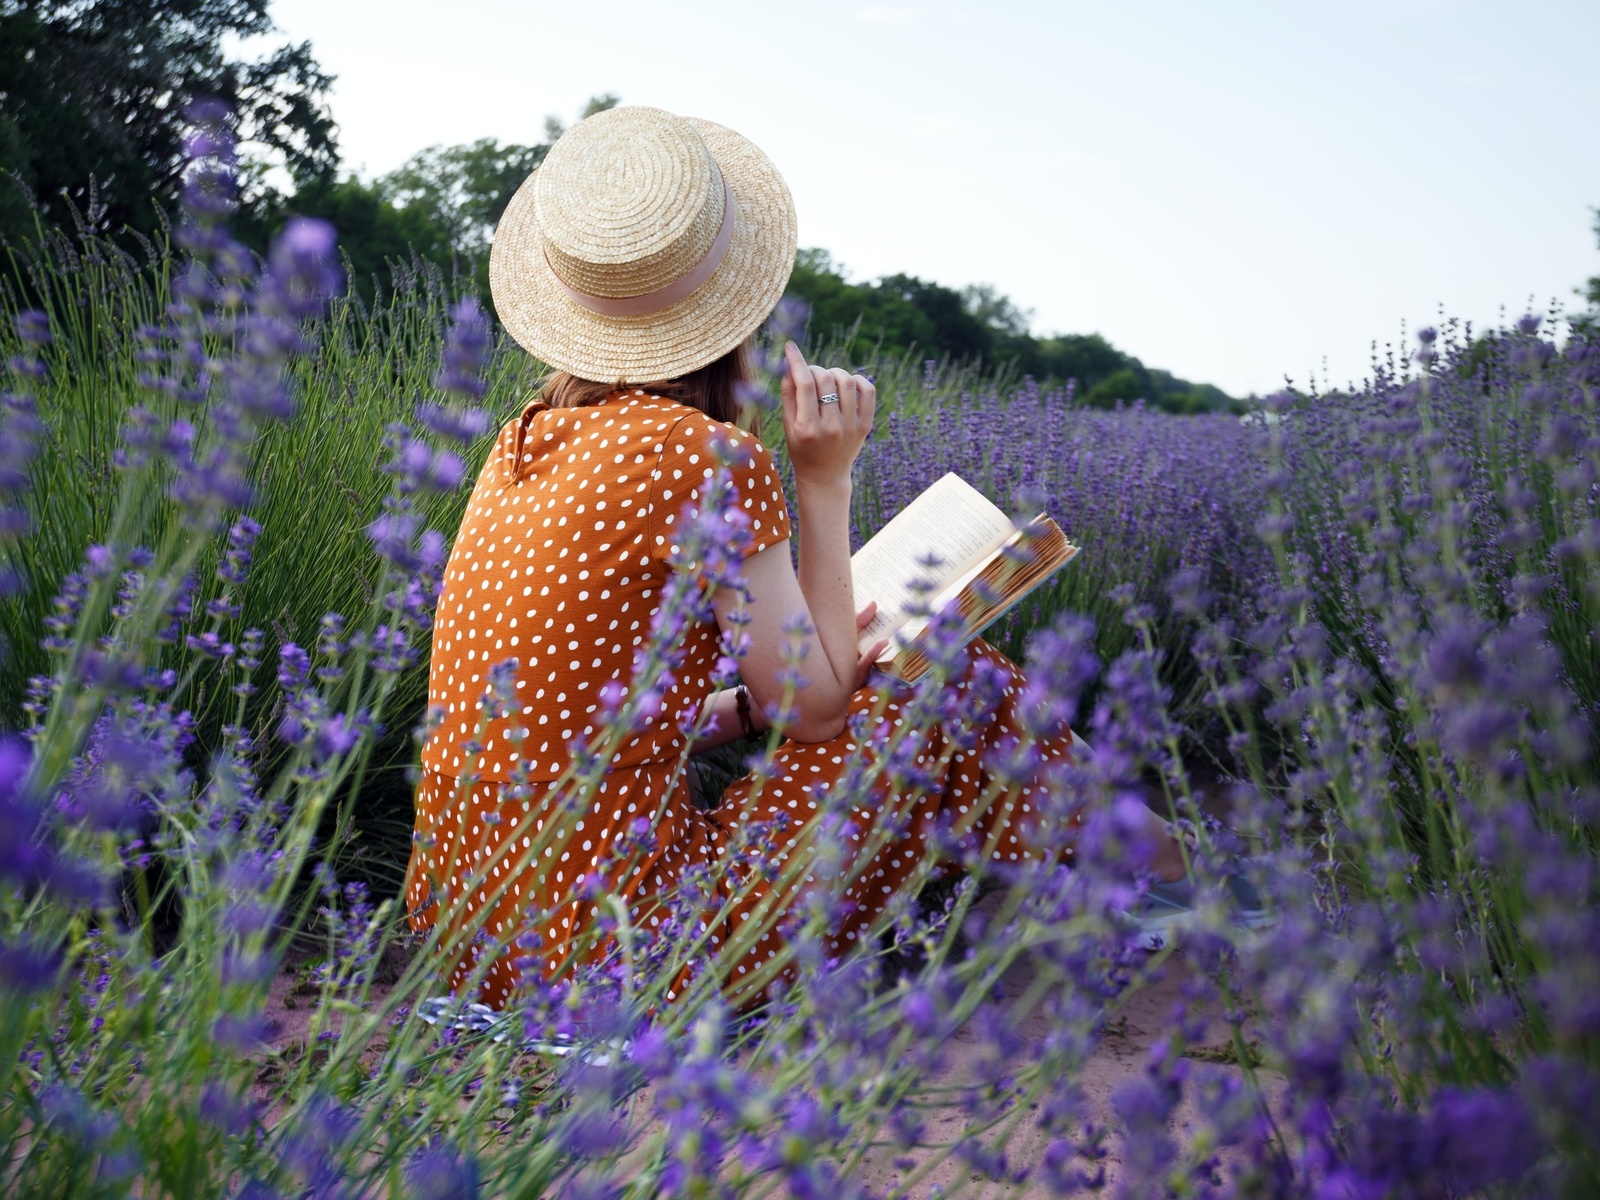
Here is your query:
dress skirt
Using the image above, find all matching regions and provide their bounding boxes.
[405,637,1078,1009]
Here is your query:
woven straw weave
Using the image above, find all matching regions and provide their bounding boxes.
[490,106,797,383]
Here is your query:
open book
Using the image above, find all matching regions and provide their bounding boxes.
[851,473,1080,683]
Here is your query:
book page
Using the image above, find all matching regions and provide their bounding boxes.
[851,473,1016,652]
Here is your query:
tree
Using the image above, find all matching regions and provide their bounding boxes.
[1081,366,1148,409]
[788,254,1030,367]
[276,94,619,302]
[782,249,1240,412]
[1576,206,1600,339]
[266,172,455,296]
[1021,332,1131,392]
[378,140,548,264]
[0,0,337,245]
[961,282,1032,339]
[1588,208,1600,307]
[787,248,938,363]
[370,93,619,264]
[875,273,995,362]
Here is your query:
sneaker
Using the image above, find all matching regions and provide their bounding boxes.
[416,997,628,1065]
[1127,869,1275,950]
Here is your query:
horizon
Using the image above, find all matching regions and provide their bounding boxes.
[252,0,1600,398]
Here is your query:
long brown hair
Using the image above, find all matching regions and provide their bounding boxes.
[539,340,753,427]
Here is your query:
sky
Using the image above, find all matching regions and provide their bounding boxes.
[256,0,1600,398]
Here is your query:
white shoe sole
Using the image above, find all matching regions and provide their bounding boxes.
[1126,907,1278,951]
[416,998,627,1065]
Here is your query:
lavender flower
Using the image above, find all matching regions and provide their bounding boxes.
[218,516,262,585]
[405,1144,480,1200]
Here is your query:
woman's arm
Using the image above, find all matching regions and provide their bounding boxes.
[782,343,876,695]
[691,604,883,752]
[710,344,883,742]
[691,686,764,754]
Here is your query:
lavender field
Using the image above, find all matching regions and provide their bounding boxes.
[0,113,1597,1198]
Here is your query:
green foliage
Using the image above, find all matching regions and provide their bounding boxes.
[808,333,1265,736]
[785,249,1242,412]
[0,218,1248,896]
[1025,330,1124,390]
[0,111,32,242]
[0,0,336,245]
[1081,365,1145,409]
[1574,205,1600,339]
[257,173,460,297]
[377,139,548,261]
[268,95,619,305]
[3,208,1598,1195]
[782,248,938,365]
[875,272,997,362]
[1218,333,1600,1137]
[0,229,541,887]
[1588,206,1600,307]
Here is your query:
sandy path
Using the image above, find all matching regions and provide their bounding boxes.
[848,948,1274,1195]
[255,924,1273,1196]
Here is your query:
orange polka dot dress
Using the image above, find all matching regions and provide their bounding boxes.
[405,389,1078,1008]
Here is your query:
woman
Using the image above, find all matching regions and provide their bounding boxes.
[404,106,1189,1008]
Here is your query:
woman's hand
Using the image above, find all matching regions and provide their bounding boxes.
[780,341,875,489]
[854,600,888,690]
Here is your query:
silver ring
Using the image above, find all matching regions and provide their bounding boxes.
[818,393,840,405]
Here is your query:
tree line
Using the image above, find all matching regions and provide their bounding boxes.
[787,250,1240,412]
[1579,208,1600,341]
[1,2,1263,411]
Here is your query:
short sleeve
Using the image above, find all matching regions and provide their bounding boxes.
[647,411,792,571]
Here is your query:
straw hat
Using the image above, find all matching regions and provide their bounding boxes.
[489,106,797,383]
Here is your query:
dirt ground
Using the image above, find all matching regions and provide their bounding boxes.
[255,777,1274,1194]
[847,944,1268,1196]
[257,914,1273,1196]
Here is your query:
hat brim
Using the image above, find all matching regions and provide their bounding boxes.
[489,117,797,383]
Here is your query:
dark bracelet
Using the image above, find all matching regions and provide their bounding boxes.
[735,685,756,739]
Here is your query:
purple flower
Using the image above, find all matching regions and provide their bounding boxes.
[219,516,261,585]
[13,310,52,346]
[0,935,62,993]
[431,297,491,401]
[416,401,492,444]
[0,392,45,496]
[186,631,236,661]
[313,714,360,760]
[404,1144,480,1200]
[211,1012,278,1052]
[263,219,342,319]
[39,1084,118,1148]
[198,1081,257,1136]
[1421,619,1488,692]
[385,433,466,493]
[0,738,108,902]
[900,986,940,1037]
[367,507,423,569]
[629,1025,674,1078]
[277,643,311,690]
[1422,1087,1542,1187]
